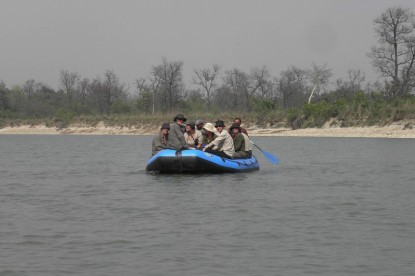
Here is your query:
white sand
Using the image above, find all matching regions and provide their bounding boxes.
[1,121,415,138]
[247,121,415,138]
[0,121,415,138]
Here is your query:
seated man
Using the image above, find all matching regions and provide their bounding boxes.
[168,113,188,150]
[234,117,248,136]
[229,123,251,159]
[152,123,170,155]
[203,120,234,158]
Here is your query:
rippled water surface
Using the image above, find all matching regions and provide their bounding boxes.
[1,135,414,276]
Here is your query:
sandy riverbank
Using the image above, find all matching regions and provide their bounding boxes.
[1,120,415,138]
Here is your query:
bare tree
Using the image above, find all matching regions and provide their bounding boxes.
[135,77,156,114]
[221,66,272,110]
[21,80,58,117]
[306,62,333,103]
[135,78,147,97]
[278,66,308,110]
[77,78,90,111]
[89,77,105,114]
[152,58,184,112]
[346,69,366,91]
[5,85,23,114]
[22,79,39,99]
[249,66,273,99]
[60,70,81,111]
[335,69,366,98]
[369,6,415,98]
[192,64,221,108]
[0,81,8,113]
[103,70,125,114]
[230,66,274,111]
[148,74,161,114]
[221,68,249,109]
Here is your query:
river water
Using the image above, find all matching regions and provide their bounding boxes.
[1,135,414,276]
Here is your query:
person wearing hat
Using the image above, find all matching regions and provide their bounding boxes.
[152,122,170,155]
[203,120,235,158]
[229,123,251,159]
[184,121,203,149]
[167,114,188,150]
[202,122,218,145]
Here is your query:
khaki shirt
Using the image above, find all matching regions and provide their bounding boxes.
[184,130,203,148]
[206,129,235,157]
[203,133,218,144]
[241,133,252,151]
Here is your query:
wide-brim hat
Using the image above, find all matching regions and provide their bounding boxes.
[229,123,241,130]
[173,114,187,122]
[214,120,225,127]
[203,122,216,133]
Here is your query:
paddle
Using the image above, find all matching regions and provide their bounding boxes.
[250,141,279,165]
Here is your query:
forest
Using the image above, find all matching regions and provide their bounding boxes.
[1,6,415,129]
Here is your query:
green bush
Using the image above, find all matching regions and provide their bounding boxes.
[2,92,415,130]
[111,100,132,114]
[286,108,300,123]
[301,102,337,127]
[0,118,5,128]
[53,110,76,129]
[253,98,274,115]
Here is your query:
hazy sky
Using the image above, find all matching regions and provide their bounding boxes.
[1,0,415,91]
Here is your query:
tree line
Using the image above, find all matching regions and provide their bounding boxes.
[1,6,415,126]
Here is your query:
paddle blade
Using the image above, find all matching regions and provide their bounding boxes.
[262,150,279,165]
[250,141,279,165]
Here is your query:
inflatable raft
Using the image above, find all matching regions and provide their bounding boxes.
[146,149,260,173]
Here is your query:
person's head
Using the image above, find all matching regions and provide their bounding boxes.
[161,122,170,135]
[203,122,215,134]
[215,120,225,132]
[234,117,242,125]
[195,119,204,130]
[185,122,196,132]
[173,114,187,124]
[229,123,241,135]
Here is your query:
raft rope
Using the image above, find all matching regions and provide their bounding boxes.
[175,148,184,172]
[224,157,258,167]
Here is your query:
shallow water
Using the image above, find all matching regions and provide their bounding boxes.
[1,135,414,276]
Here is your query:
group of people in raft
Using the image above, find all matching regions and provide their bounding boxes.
[152,114,252,159]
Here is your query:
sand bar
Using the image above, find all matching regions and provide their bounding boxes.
[1,121,415,138]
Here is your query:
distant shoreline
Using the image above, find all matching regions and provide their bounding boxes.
[1,121,415,138]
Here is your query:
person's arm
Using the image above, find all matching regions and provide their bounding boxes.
[195,131,203,149]
[178,131,188,149]
[152,135,163,155]
[174,126,187,149]
[205,132,225,149]
[241,128,248,136]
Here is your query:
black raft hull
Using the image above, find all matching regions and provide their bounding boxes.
[146,149,259,174]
